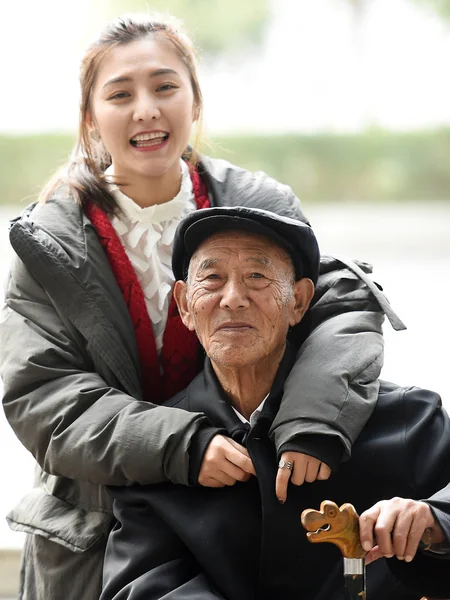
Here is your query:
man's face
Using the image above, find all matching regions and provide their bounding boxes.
[174,230,314,369]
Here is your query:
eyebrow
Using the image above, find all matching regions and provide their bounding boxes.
[197,258,219,271]
[102,68,179,90]
[196,256,271,272]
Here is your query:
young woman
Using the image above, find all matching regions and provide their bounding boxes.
[0,13,394,600]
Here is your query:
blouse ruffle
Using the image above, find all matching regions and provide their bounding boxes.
[106,160,196,354]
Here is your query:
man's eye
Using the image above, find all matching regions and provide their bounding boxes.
[205,273,220,280]
[250,272,265,279]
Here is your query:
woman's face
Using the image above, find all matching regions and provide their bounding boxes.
[89,35,197,184]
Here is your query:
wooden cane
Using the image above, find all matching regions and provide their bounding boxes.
[301,500,367,600]
[301,501,439,600]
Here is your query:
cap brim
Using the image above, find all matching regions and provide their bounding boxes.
[184,215,297,272]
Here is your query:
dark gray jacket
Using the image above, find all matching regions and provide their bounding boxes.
[1,156,387,599]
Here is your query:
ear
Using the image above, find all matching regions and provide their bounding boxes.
[85,109,96,131]
[192,102,200,123]
[289,278,315,327]
[173,280,196,331]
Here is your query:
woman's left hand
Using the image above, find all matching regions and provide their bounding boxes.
[276,451,331,503]
[359,497,445,564]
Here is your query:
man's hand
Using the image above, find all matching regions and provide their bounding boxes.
[276,451,331,503]
[360,497,445,564]
[198,435,256,488]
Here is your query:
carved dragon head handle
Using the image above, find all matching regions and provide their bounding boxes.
[301,500,367,559]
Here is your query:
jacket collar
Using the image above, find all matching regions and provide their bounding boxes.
[197,155,310,224]
[185,343,298,437]
[9,197,142,399]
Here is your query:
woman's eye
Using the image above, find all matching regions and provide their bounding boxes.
[108,91,130,100]
[157,83,178,92]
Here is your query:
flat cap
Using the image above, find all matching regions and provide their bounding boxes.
[172,206,320,284]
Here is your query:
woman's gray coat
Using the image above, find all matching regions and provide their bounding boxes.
[1,156,387,599]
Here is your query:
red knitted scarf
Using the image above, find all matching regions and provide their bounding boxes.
[85,166,211,403]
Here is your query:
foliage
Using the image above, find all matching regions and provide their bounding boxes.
[101,0,270,55]
[411,0,450,20]
[2,130,450,207]
[209,129,450,203]
[0,134,76,208]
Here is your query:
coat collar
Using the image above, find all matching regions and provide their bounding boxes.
[185,343,298,437]
[197,155,310,224]
[9,197,142,399]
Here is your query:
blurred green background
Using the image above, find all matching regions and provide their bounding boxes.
[3,129,450,206]
[3,0,450,207]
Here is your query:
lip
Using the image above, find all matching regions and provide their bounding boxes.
[216,322,255,332]
[129,130,170,153]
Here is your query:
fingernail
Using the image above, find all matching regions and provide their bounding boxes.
[397,556,404,561]
[385,554,394,559]
[405,555,413,563]
[278,498,285,505]
[362,541,372,551]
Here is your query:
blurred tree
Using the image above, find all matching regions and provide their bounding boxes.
[101,0,270,55]
[411,0,450,20]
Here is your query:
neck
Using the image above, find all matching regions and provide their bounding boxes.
[211,345,285,420]
[115,162,183,208]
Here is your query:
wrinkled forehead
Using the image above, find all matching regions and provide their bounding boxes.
[189,230,294,273]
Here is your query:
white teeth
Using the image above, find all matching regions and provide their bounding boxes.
[132,132,167,142]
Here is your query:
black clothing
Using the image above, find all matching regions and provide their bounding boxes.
[102,346,450,599]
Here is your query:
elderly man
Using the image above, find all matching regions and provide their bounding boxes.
[101,207,450,600]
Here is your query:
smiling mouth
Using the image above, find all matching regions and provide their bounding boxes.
[217,324,254,332]
[130,132,169,148]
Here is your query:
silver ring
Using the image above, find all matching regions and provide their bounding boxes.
[278,459,293,471]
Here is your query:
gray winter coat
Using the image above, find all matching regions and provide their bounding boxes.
[1,156,390,599]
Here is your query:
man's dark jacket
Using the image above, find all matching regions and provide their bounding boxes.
[102,346,450,600]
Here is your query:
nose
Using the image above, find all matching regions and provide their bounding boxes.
[219,279,250,311]
[132,92,161,122]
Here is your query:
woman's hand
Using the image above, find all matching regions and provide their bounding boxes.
[276,451,331,503]
[198,435,256,487]
[359,497,445,564]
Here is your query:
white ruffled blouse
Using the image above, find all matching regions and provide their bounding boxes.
[106,160,196,354]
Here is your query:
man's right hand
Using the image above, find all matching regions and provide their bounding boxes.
[198,435,256,487]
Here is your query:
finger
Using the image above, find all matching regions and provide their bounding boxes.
[404,507,433,562]
[365,545,382,565]
[373,504,398,557]
[359,505,380,552]
[214,469,240,487]
[227,438,251,457]
[200,477,225,488]
[225,439,256,476]
[304,458,321,483]
[276,466,292,503]
[317,462,331,480]
[290,455,307,487]
[221,459,252,483]
[391,508,414,560]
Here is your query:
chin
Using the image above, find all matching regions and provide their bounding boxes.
[210,347,262,369]
[137,162,173,178]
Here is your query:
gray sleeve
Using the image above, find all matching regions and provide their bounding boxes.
[0,257,210,486]
[269,258,384,460]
